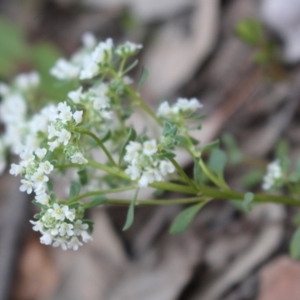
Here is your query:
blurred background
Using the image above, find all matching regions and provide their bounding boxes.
[1,0,300,299]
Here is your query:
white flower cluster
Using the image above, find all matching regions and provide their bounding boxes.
[68,83,113,120]
[30,203,92,250]
[124,140,175,187]
[50,33,142,81]
[46,101,84,153]
[262,160,282,190]
[157,98,202,121]
[0,72,41,170]
[116,41,143,56]
[10,147,53,198]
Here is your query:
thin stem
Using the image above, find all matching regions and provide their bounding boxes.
[105,196,208,206]
[125,86,163,126]
[67,185,137,204]
[198,158,228,190]
[75,129,117,166]
[87,159,197,194]
[169,157,198,190]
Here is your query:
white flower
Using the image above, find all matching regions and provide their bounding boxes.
[143,140,157,156]
[48,124,59,139]
[35,193,49,205]
[68,236,83,250]
[68,87,83,104]
[59,223,74,236]
[20,179,34,194]
[14,72,40,90]
[124,141,142,162]
[53,237,68,250]
[82,32,97,49]
[100,110,113,120]
[40,233,53,245]
[159,160,175,176]
[79,59,99,80]
[73,220,89,235]
[20,149,34,164]
[34,183,47,195]
[30,219,44,232]
[9,163,23,176]
[262,160,282,190]
[38,161,54,174]
[49,204,66,221]
[70,152,88,164]
[48,140,60,152]
[57,102,72,123]
[31,171,49,184]
[81,231,93,243]
[50,58,80,80]
[157,101,172,117]
[116,41,142,56]
[73,110,83,124]
[0,82,9,96]
[138,169,156,187]
[64,207,76,221]
[35,148,47,159]
[176,98,202,112]
[125,164,142,180]
[57,129,71,146]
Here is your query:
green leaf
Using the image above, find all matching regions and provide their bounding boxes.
[243,192,254,212]
[69,181,80,198]
[77,168,88,185]
[290,227,300,259]
[201,140,219,154]
[137,67,149,90]
[83,195,107,209]
[69,202,80,209]
[123,189,139,231]
[156,152,176,160]
[241,169,264,188]
[169,202,206,234]
[231,192,254,212]
[208,148,227,178]
[222,133,243,165]
[119,127,137,166]
[235,19,263,45]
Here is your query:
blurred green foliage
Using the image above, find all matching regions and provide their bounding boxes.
[0,17,72,100]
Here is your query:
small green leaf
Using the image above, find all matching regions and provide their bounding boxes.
[241,169,264,188]
[69,181,80,198]
[201,140,220,154]
[119,127,137,166]
[77,168,88,185]
[290,227,300,259]
[170,202,206,234]
[83,195,107,208]
[208,148,227,179]
[101,130,111,142]
[235,19,263,45]
[137,67,149,90]
[123,189,139,231]
[243,192,254,212]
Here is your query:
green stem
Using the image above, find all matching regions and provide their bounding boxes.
[105,196,208,206]
[125,86,163,126]
[198,158,228,190]
[67,185,137,204]
[87,159,197,194]
[169,157,197,190]
[75,129,117,166]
